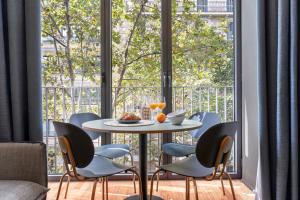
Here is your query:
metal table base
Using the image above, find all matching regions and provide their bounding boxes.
[125,134,163,200]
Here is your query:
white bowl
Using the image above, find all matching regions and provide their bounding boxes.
[167,110,186,118]
[168,115,185,125]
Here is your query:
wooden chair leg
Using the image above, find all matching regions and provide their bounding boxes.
[56,172,68,200]
[185,177,190,200]
[102,178,105,200]
[156,151,163,192]
[105,177,108,200]
[156,171,160,192]
[99,178,102,192]
[129,152,137,193]
[220,175,225,195]
[64,175,70,199]
[192,178,199,200]
[150,169,162,200]
[138,176,143,200]
[185,178,187,200]
[91,178,98,200]
[127,168,143,200]
[224,172,236,200]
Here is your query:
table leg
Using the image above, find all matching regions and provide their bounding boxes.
[140,133,148,199]
[125,134,163,200]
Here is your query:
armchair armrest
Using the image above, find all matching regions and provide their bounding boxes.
[0,143,48,187]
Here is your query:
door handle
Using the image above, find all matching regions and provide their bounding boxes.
[163,73,167,88]
[101,72,105,84]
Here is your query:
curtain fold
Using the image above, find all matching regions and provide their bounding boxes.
[256,0,299,199]
[0,0,42,142]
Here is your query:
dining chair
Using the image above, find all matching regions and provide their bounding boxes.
[53,121,142,200]
[69,112,137,194]
[156,112,220,190]
[150,122,237,200]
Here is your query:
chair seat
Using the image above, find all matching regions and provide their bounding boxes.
[95,144,130,159]
[77,156,131,178]
[160,155,213,178]
[162,143,195,157]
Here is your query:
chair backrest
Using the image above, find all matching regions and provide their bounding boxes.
[69,113,101,140]
[53,121,94,168]
[189,112,221,138]
[195,122,237,169]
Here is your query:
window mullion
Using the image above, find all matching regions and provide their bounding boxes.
[161,0,172,166]
[101,0,112,145]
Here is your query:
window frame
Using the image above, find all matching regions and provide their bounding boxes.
[47,0,241,181]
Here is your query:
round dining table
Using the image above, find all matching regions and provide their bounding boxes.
[83,119,202,200]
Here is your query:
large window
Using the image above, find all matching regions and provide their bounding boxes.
[41,0,101,174]
[171,0,235,172]
[42,0,238,176]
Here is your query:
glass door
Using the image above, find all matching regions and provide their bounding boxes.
[111,0,162,172]
[169,0,237,173]
[41,0,102,174]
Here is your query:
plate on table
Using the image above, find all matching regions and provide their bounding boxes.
[118,119,141,124]
[104,120,154,127]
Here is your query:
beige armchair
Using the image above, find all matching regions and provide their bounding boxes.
[0,143,48,200]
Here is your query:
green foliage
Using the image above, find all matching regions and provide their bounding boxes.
[171,0,233,86]
[42,0,101,87]
[42,0,233,88]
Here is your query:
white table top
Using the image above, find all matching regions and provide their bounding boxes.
[83,119,202,134]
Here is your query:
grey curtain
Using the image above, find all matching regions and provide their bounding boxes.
[0,0,42,142]
[256,0,299,199]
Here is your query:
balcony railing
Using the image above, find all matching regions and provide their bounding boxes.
[198,1,234,13]
[43,86,234,174]
[125,1,233,14]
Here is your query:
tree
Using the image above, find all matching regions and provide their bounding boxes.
[42,0,101,88]
[42,0,233,91]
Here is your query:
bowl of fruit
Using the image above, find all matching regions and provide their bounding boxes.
[118,113,141,124]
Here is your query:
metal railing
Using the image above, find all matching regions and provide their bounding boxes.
[43,85,234,174]
[198,1,234,13]
[125,1,233,13]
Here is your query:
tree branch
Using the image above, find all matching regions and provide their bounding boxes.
[50,26,64,87]
[64,0,75,86]
[42,30,67,47]
[47,13,64,38]
[115,0,149,102]
[123,0,148,64]
[172,45,222,54]
[41,1,64,38]
[124,51,161,67]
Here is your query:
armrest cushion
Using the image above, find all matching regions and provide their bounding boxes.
[0,143,48,187]
[0,180,49,200]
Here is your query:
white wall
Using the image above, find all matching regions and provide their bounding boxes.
[241,0,259,190]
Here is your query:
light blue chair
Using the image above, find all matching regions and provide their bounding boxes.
[69,113,136,193]
[156,112,221,191]
[151,122,237,200]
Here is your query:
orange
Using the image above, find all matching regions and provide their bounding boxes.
[156,113,166,123]
[149,103,158,110]
[158,102,166,110]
